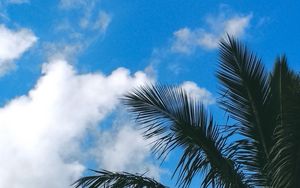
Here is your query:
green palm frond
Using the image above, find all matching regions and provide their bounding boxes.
[217,36,274,185]
[72,170,167,188]
[268,57,300,187]
[122,85,247,188]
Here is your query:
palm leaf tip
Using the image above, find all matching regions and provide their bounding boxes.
[72,169,167,188]
[217,36,274,185]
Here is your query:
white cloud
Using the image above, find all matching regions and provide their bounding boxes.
[92,122,162,179]
[171,28,195,54]
[0,59,154,187]
[181,81,215,105]
[43,42,84,62]
[223,16,251,37]
[171,13,252,54]
[0,24,37,75]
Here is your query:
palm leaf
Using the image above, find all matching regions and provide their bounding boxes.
[72,169,167,188]
[268,57,300,187]
[122,84,247,188]
[217,36,274,185]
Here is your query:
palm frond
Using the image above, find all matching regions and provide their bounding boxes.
[122,84,247,188]
[268,57,300,187]
[217,36,274,185]
[72,169,167,188]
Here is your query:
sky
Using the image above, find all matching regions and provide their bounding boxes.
[0,0,299,187]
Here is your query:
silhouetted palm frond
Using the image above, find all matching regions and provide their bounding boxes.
[122,85,247,188]
[217,36,274,185]
[268,57,300,187]
[72,169,167,188]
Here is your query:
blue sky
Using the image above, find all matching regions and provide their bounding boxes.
[0,0,299,187]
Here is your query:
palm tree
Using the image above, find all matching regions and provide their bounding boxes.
[73,36,300,188]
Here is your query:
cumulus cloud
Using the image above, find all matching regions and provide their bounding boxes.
[181,81,215,105]
[0,59,154,187]
[0,24,37,75]
[92,122,162,179]
[171,13,252,54]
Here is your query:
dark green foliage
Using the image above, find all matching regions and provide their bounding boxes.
[217,37,274,185]
[72,170,167,188]
[122,85,247,188]
[73,36,300,188]
[268,57,300,187]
